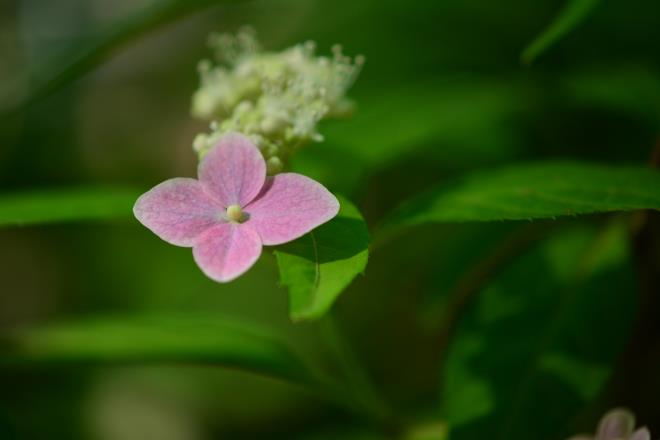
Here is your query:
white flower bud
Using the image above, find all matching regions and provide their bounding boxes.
[190,28,363,171]
[266,157,283,175]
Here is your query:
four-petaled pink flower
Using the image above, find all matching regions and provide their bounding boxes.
[133,133,339,282]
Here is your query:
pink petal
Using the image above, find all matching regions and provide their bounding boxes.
[245,173,339,245]
[192,223,262,282]
[596,409,635,440]
[198,133,266,207]
[630,428,651,440]
[134,178,222,247]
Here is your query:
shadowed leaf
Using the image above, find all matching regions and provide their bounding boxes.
[275,196,370,322]
[443,220,636,439]
[0,186,142,227]
[2,0,245,114]
[0,314,312,384]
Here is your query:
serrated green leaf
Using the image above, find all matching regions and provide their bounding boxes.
[275,196,370,322]
[0,186,141,227]
[0,314,312,384]
[383,162,660,230]
[442,221,636,440]
[521,0,600,65]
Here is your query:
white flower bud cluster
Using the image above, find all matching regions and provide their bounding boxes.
[191,27,364,174]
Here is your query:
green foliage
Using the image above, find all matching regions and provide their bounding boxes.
[294,79,525,194]
[383,162,660,229]
[3,0,660,437]
[2,0,245,114]
[323,80,523,167]
[562,67,660,123]
[275,196,370,322]
[521,0,600,64]
[0,187,141,226]
[0,314,312,384]
[441,220,636,439]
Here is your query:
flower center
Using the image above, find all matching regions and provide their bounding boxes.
[225,204,245,223]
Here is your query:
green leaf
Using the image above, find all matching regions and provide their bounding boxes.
[323,79,524,167]
[0,186,141,227]
[0,314,312,384]
[521,0,600,65]
[295,78,525,193]
[562,66,660,123]
[2,0,244,114]
[442,220,636,439]
[275,196,370,322]
[383,162,660,230]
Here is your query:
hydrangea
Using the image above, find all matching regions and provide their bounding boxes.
[567,408,652,440]
[191,27,364,174]
[134,134,339,282]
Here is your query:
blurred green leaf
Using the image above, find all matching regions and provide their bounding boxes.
[297,78,525,194]
[417,222,541,330]
[0,186,141,226]
[323,79,524,167]
[297,427,391,440]
[562,67,660,123]
[442,220,636,439]
[3,0,244,114]
[275,196,370,322]
[0,314,312,384]
[521,0,599,65]
[383,162,660,230]
[403,421,448,440]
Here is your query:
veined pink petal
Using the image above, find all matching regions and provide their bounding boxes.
[192,223,262,282]
[133,178,222,247]
[198,133,266,207]
[245,173,339,245]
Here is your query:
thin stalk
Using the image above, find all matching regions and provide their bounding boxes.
[319,312,394,426]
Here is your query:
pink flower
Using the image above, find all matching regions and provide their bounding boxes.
[567,408,652,440]
[133,133,339,282]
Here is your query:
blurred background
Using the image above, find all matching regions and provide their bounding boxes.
[1,0,660,439]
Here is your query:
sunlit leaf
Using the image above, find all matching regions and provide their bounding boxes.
[442,220,636,439]
[383,162,660,230]
[275,196,370,322]
[0,314,312,384]
[521,0,600,65]
[0,186,141,226]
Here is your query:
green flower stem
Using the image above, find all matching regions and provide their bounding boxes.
[300,363,383,423]
[319,312,394,426]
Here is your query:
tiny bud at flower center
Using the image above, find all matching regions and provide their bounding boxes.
[226,204,245,223]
